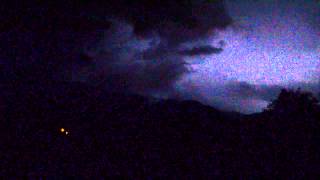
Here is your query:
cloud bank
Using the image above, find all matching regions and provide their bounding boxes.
[0,0,232,94]
[2,0,319,114]
[174,0,320,113]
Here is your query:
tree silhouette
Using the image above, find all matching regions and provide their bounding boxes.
[265,88,319,116]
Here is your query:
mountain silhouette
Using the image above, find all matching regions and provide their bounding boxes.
[1,81,320,178]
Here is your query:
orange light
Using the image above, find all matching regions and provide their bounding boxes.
[60,128,65,133]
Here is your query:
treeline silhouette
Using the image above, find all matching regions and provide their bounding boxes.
[1,81,320,178]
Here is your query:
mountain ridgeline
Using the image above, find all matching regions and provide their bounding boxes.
[1,81,320,178]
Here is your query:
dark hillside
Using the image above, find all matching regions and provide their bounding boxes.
[1,82,320,178]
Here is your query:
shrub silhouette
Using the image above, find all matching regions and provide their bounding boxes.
[266,88,319,116]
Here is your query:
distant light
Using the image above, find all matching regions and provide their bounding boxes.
[65,131,69,135]
[60,128,65,133]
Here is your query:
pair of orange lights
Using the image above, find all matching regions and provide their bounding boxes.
[60,128,69,135]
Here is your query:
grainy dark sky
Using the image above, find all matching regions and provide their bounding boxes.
[177,0,320,113]
[1,0,319,114]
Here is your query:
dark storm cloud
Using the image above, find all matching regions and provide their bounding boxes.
[224,81,283,101]
[71,20,190,93]
[203,81,320,113]
[180,45,223,56]
[0,0,232,94]
[102,0,232,40]
[174,80,286,113]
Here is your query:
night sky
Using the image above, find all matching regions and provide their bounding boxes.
[2,2,320,177]
[1,0,320,114]
[179,0,320,113]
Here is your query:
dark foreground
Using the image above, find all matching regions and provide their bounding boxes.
[1,82,320,178]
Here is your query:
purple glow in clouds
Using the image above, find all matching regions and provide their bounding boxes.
[177,0,320,113]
